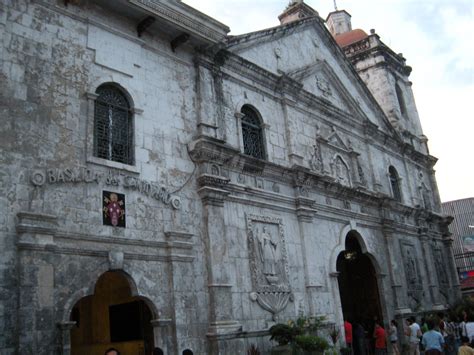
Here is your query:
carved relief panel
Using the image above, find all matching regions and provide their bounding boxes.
[306,126,367,188]
[401,242,423,308]
[246,214,293,319]
[433,247,450,300]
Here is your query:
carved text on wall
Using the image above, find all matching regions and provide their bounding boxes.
[30,167,181,209]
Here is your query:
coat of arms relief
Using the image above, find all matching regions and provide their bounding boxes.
[246,214,293,320]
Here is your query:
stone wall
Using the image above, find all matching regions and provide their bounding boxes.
[0,1,460,354]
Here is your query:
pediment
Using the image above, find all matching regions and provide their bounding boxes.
[323,127,350,152]
[289,61,365,117]
[225,18,400,139]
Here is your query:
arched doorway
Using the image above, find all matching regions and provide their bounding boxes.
[70,271,154,355]
[337,232,383,348]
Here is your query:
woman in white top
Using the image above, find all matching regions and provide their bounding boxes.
[389,320,400,355]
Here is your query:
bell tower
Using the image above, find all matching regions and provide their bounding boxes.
[327,10,427,152]
[278,0,319,25]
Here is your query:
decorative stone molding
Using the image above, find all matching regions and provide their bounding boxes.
[58,321,77,355]
[151,318,173,328]
[108,251,124,270]
[16,211,58,236]
[197,173,230,188]
[198,186,230,207]
[128,0,229,43]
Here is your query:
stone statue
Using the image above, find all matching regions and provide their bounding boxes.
[309,143,323,172]
[334,156,349,185]
[258,226,278,281]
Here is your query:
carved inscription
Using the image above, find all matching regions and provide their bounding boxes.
[30,167,181,209]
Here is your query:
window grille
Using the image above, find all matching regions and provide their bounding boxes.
[94,85,133,165]
[241,105,265,160]
[389,166,402,202]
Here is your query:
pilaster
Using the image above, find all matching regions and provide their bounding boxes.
[418,230,443,308]
[382,223,410,313]
[295,194,319,316]
[198,182,241,338]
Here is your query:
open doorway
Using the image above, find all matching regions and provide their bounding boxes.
[337,232,383,354]
[70,271,154,355]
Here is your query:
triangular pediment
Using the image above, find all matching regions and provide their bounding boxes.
[225,18,399,136]
[288,60,366,118]
[324,127,350,152]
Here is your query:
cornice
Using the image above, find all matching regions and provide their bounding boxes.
[127,0,229,44]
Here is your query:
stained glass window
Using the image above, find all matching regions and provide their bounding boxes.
[241,105,265,160]
[94,85,134,165]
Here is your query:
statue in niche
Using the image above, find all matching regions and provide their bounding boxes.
[257,226,279,284]
[404,246,420,290]
[309,143,323,172]
[434,249,448,286]
[357,160,367,185]
[333,156,350,185]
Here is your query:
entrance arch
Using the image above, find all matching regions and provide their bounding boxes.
[336,231,383,329]
[69,271,155,355]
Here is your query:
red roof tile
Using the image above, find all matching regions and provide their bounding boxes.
[334,29,368,47]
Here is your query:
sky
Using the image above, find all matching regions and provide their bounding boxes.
[183,0,474,203]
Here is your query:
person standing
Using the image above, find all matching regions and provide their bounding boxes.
[465,316,474,345]
[373,321,387,355]
[421,319,444,355]
[389,320,400,355]
[353,322,367,355]
[406,317,422,355]
[345,319,353,351]
[458,336,474,355]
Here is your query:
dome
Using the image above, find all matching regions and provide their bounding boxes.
[334,29,368,47]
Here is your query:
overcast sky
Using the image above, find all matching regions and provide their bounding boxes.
[184,0,473,203]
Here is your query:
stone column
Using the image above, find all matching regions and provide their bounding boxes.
[418,230,443,309]
[295,195,319,316]
[198,184,241,337]
[194,60,220,139]
[58,321,76,355]
[280,96,304,166]
[16,212,58,354]
[151,318,173,354]
[382,223,411,313]
[442,238,462,302]
[329,272,344,332]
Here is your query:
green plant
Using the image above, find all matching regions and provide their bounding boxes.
[329,325,340,345]
[295,335,329,352]
[247,344,261,355]
[340,347,352,355]
[270,323,301,345]
[270,315,327,347]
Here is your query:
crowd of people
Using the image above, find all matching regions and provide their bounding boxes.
[343,310,474,355]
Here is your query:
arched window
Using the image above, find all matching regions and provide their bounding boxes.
[241,105,265,160]
[94,84,134,165]
[395,83,407,118]
[389,166,402,202]
[182,350,194,355]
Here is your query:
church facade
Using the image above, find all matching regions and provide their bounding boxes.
[0,0,460,354]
